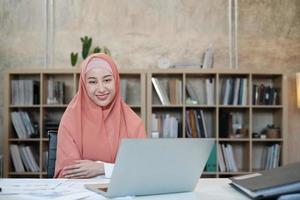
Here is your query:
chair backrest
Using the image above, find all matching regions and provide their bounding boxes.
[47,130,58,178]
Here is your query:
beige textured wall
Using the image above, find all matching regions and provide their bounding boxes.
[53,0,229,68]
[238,0,300,163]
[0,0,299,163]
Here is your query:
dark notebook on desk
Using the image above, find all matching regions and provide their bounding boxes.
[230,162,300,199]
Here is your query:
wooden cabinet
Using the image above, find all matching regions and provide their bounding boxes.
[3,68,286,178]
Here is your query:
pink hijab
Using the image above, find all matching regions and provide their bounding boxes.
[54,53,146,178]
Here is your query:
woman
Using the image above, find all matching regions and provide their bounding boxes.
[54,53,146,178]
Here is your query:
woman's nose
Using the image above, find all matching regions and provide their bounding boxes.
[96,82,105,92]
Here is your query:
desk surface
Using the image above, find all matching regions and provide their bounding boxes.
[0,178,250,200]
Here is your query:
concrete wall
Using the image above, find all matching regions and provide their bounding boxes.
[0,0,300,163]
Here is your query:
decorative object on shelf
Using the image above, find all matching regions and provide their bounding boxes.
[70,36,111,67]
[230,128,248,138]
[261,124,280,139]
[157,57,171,69]
[201,45,214,68]
[252,132,259,138]
[296,72,300,108]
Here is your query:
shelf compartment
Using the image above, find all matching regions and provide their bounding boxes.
[151,74,183,106]
[252,74,282,105]
[43,73,75,105]
[120,74,142,106]
[185,108,216,138]
[252,141,282,172]
[185,74,216,106]
[43,107,65,137]
[219,108,250,139]
[10,74,41,106]
[9,108,40,139]
[9,143,40,175]
[252,108,282,139]
[218,141,250,173]
[218,74,249,106]
[151,108,183,138]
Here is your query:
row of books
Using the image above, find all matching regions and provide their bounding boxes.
[10,144,39,172]
[11,111,36,139]
[263,143,281,170]
[186,109,208,138]
[252,84,279,105]
[11,79,40,105]
[47,77,65,104]
[186,78,214,105]
[151,114,179,138]
[151,78,182,105]
[220,78,248,105]
[218,143,238,172]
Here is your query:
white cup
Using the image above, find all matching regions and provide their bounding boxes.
[104,163,114,179]
[151,131,159,138]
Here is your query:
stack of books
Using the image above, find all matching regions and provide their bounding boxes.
[230,162,300,199]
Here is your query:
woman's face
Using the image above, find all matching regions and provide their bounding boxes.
[85,67,116,107]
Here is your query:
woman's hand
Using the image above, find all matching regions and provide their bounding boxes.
[62,160,104,178]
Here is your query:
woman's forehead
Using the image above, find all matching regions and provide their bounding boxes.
[85,67,113,78]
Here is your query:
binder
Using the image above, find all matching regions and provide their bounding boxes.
[229,162,300,199]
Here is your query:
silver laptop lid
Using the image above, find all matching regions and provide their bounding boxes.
[107,138,214,198]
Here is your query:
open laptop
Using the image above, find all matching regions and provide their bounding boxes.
[85,138,214,198]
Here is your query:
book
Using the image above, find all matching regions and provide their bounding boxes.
[10,144,25,172]
[186,81,199,104]
[205,143,216,172]
[151,77,170,105]
[217,143,226,172]
[205,78,215,105]
[202,46,214,68]
[230,162,300,199]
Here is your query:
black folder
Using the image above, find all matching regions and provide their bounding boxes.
[229,162,300,199]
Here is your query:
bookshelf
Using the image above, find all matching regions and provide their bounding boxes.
[4,68,287,178]
[3,68,146,178]
[146,68,287,178]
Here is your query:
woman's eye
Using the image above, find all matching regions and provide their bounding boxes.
[88,80,96,84]
[104,79,112,83]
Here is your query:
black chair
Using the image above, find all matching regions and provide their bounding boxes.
[47,130,58,178]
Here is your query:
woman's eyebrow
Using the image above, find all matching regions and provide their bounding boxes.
[87,77,96,80]
[103,75,113,78]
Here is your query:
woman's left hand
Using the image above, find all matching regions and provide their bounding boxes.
[62,160,104,178]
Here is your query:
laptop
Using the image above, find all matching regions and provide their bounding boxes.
[85,138,214,198]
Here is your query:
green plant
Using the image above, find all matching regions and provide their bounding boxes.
[81,36,92,59]
[103,46,111,56]
[93,46,101,53]
[70,52,78,66]
[70,36,111,67]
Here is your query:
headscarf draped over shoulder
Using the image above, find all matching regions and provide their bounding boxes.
[54,53,146,178]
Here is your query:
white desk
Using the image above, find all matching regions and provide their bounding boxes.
[0,178,250,200]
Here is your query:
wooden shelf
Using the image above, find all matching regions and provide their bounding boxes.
[147,69,287,178]
[3,68,287,178]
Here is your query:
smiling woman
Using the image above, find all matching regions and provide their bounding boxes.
[54,53,147,179]
[85,59,116,107]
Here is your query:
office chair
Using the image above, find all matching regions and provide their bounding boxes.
[47,130,58,178]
